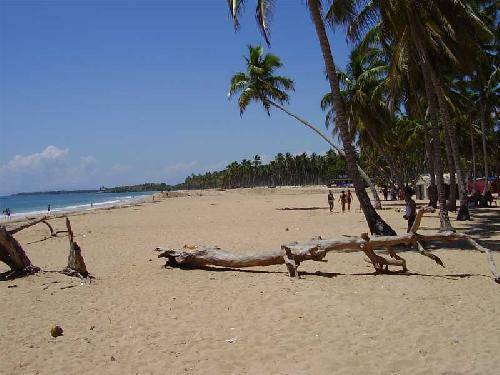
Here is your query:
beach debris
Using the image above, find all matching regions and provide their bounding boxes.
[0,216,92,282]
[90,325,96,330]
[155,207,499,282]
[0,225,40,280]
[225,337,237,343]
[110,356,116,361]
[7,284,18,288]
[50,325,64,338]
[61,218,91,281]
[451,336,460,344]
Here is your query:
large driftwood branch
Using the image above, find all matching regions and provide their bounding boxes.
[0,227,40,280]
[156,207,499,283]
[8,216,50,235]
[1,216,90,281]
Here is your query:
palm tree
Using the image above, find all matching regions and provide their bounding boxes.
[229,44,384,210]
[327,0,494,226]
[227,1,394,235]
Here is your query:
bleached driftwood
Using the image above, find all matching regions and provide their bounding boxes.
[0,226,40,280]
[61,218,90,279]
[0,216,90,281]
[156,207,499,283]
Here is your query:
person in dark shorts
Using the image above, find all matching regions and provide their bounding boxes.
[347,189,352,211]
[339,191,347,213]
[327,190,334,212]
[382,186,388,201]
[403,187,417,232]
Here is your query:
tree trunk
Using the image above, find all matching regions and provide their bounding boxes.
[267,100,383,209]
[470,116,476,191]
[0,226,40,279]
[408,14,453,231]
[407,78,437,207]
[443,124,457,211]
[308,0,394,235]
[424,121,438,207]
[430,74,470,220]
[480,103,489,194]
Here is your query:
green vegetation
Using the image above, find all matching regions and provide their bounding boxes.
[175,151,347,190]
[225,0,498,234]
[102,183,169,193]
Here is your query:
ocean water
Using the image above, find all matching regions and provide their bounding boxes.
[0,191,155,219]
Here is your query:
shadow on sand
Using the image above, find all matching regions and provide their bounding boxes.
[162,264,492,282]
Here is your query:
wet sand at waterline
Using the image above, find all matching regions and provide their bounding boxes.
[1,187,499,375]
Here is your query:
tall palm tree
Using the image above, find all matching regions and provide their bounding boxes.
[226,4,393,235]
[228,44,384,210]
[327,0,493,226]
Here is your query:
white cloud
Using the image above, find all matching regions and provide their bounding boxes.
[7,145,69,171]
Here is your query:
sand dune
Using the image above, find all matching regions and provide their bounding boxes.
[1,187,499,374]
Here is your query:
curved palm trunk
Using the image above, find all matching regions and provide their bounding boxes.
[308,0,395,236]
[408,14,453,231]
[424,122,438,207]
[480,103,489,194]
[470,116,477,190]
[431,74,470,220]
[266,99,383,208]
[443,125,458,211]
[408,78,437,207]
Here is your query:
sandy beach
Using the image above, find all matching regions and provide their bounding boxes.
[1,187,499,375]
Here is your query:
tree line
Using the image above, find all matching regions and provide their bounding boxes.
[175,151,348,190]
[224,0,498,235]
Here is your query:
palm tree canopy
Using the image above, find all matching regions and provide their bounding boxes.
[228,45,294,115]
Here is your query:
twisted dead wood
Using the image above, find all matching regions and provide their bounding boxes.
[61,217,90,279]
[1,216,90,281]
[156,207,499,282]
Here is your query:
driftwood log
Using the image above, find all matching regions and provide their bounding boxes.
[0,226,40,280]
[156,207,499,283]
[0,216,90,280]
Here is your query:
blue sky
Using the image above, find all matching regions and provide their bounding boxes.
[0,0,351,195]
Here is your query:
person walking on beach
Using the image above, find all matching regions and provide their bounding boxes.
[403,187,417,232]
[339,191,347,213]
[347,189,352,211]
[382,186,388,201]
[327,190,334,212]
[47,204,51,212]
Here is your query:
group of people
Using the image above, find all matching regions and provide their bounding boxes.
[469,190,497,208]
[327,189,353,213]
[381,186,405,201]
[2,207,12,218]
[327,186,418,232]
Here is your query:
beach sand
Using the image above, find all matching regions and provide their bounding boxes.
[1,187,499,374]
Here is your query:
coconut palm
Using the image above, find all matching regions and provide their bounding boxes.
[226,3,394,234]
[229,44,384,210]
[327,0,494,226]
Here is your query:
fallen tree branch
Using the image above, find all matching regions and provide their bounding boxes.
[156,207,499,283]
[8,216,50,235]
